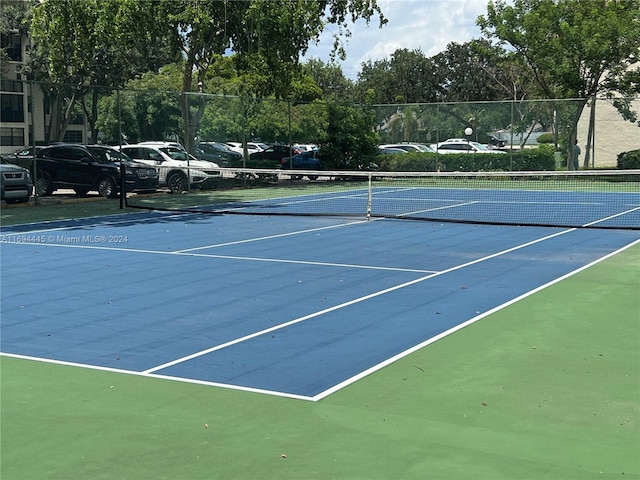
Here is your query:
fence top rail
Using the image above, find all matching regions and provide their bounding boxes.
[218,167,640,178]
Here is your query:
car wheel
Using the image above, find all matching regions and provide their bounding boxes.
[35,172,53,196]
[97,176,118,198]
[167,172,187,193]
[74,188,90,197]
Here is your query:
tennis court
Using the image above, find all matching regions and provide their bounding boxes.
[1,170,639,478]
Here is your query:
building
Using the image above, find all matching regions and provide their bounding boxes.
[1,11,87,157]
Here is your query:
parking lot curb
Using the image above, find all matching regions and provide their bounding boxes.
[3,195,109,209]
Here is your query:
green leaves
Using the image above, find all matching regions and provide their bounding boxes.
[478,0,640,100]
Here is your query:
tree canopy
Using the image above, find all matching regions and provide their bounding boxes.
[24,0,386,147]
[478,0,640,102]
[477,0,640,167]
[11,0,639,163]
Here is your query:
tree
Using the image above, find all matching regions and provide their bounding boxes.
[432,40,515,102]
[302,59,354,103]
[96,65,184,144]
[319,103,379,170]
[356,49,440,104]
[0,0,37,76]
[153,0,386,154]
[26,0,386,149]
[478,0,640,168]
[27,0,178,143]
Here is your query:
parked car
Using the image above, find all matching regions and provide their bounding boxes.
[87,145,159,193]
[34,144,159,197]
[195,142,243,167]
[292,143,318,152]
[1,146,43,171]
[138,140,186,150]
[378,146,408,155]
[247,145,302,168]
[193,145,225,164]
[379,143,435,153]
[1,157,33,204]
[225,142,267,157]
[280,150,322,180]
[431,139,506,154]
[120,142,220,193]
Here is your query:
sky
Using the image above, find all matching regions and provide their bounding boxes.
[302,0,492,80]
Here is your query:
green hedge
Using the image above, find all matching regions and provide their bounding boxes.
[377,145,555,172]
[617,149,640,169]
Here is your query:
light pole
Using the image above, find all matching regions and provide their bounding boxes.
[464,127,473,153]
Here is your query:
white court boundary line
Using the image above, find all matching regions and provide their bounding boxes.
[312,237,640,401]
[2,209,639,400]
[0,219,437,274]
[2,232,637,401]
[0,352,313,401]
[141,225,632,385]
[174,218,369,252]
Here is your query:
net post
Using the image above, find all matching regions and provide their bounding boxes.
[366,172,372,220]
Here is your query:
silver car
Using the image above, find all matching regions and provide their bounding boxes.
[1,158,33,204]
[431,139,506,154]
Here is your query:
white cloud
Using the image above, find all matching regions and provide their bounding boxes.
[303,0,490,79]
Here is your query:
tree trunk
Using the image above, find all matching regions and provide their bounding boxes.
[583,96,596,168]
[567,98,588,171]
[48,90,78,142]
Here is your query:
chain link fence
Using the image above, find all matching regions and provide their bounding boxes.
[2,80,638,168]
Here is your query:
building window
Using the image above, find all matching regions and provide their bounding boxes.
[63,130,83,143]
[0,93,25,122]
[0,32,22,62]
[1,127,25,146]
[0,79,23,93]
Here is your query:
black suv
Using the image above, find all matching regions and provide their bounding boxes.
[35,144,159,197]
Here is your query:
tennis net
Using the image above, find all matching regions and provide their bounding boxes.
[124,168,640,230]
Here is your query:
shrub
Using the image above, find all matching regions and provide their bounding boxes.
[617,149,640,169]
[376,146,555,172]
[536,132,555,144]
[379,152,441,171]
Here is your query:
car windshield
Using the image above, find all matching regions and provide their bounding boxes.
[161,147,190,161]
[395,145,421,152]
[213,143,234,152]
[87,147,132,162]
[199,144,216,153]
[469,142,491,151]
[413,144,435,152]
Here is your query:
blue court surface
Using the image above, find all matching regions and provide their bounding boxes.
[2,206,639,401]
